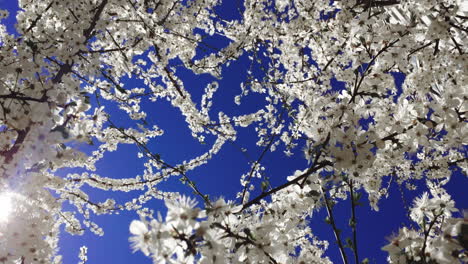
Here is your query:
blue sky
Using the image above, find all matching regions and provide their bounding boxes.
[1,1,467,263]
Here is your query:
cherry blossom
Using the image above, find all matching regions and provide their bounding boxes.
[0,0,466,263]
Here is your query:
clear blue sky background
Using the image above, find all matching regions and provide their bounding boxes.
[0,1,466,263]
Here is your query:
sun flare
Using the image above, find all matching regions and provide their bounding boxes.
[0,192,13,222]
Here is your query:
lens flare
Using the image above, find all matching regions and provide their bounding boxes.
[0,192,13,222]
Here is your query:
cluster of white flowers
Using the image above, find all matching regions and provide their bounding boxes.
[383,187,467,264]
[0,191,62,264]
[0,0,466,263]
[130,191,331,264]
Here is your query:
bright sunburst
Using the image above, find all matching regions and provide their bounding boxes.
[0,192,13,222]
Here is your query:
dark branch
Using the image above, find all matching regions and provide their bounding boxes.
[241,161,332,210]
[83,0,109,42]
[322,187,349,264]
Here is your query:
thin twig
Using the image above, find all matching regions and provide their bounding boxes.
[241,161,332,210]
[322,187,349,264]
[349,180,359,264]
[421,212,443,263]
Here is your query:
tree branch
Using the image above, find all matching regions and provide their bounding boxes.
[83,0,109,42]
[348,180,360,264]
[0,127,30,164]
[241,161,332,210]
[322,186,349,264]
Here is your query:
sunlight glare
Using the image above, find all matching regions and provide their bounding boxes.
[0,192,13,222]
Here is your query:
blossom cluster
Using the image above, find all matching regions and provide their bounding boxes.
[130,191,331,264]
[383,186,467,264]
[0,0,466,263]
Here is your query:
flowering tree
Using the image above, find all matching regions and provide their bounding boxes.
[0,0,467,263]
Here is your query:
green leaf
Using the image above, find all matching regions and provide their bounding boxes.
[345,237,353,248]
[51,126,69,139]
[308,190,320,197]
[353,192,362,203]
[178,165,186,172]
[261,180,269,192]
[244,228,255,241]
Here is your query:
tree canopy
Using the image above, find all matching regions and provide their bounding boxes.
[0,0,467,263]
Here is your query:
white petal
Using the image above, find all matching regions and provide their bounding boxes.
[129,220,148,235]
